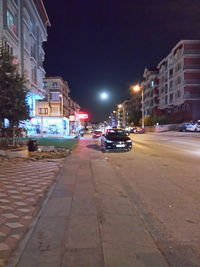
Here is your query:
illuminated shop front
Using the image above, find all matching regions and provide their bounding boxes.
[26,117,70,136]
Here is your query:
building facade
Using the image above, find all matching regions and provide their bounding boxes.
[30,77,81,136]
[142,68,159,117]
[0,0,50,115]
[157,40,200,122]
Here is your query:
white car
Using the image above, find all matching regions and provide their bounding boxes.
[186,121,200,132]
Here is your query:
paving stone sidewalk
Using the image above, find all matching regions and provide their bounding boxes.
[0,157,65,267]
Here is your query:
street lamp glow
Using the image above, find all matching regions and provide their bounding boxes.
[118,104,123,109]
[100,92,109,100]
[132,84,141,93]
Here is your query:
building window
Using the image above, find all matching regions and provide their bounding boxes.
[169,93,173,103]
[169,80,173,91]
[6,10,17,35]
[38,108,48,114]
[31,43,36,59]
[150,81,154,88]
[177,76,182,84]
[50,92,60,101]
[52,82,58,88]
[24,27,29,50]
[176,90,181,98]
[31,66,37,84]
[165,84,168,93]
[43,81,48,88]
[30,19,36,36]
[4,42,13,55]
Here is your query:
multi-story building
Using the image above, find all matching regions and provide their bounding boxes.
[157,40,200,122]
[29,77,81,136]
[0,0,50,115]
[37,76,71,117]
[116,95,141,127]
[143,68,159,117]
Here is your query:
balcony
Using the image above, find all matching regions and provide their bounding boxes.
[183,65,200,70]
[183,92,200,100]
[183,50,200,55]
[183,79,200,85]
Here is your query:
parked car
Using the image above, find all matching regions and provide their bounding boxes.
[178,123,195,132]
[132,126,145,134]
[101,128,132,152]
[186,121,200,132]
[92,130,103,138]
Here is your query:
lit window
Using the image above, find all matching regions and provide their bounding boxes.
[7,10,17,35]
[38,108,48,114]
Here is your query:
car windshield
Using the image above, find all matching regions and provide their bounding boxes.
[106,129,126,137]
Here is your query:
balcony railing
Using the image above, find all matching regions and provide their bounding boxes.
[183,65,200,70]
[183,50,200,55]
[183,79,200,85]
[183,93,200,99]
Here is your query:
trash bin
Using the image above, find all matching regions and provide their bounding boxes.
[28,139,38,152]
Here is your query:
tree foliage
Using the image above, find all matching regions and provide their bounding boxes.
[0,44,30,128]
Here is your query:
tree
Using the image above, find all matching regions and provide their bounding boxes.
[127,110,142,126]
[0,43,30,145]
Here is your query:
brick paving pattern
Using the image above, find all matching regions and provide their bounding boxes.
[0,157,65,267]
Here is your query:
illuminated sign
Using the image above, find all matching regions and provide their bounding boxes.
[69,115,75,121]
[76,113,88,120]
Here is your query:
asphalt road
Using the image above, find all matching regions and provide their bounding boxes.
[91,132,200,266]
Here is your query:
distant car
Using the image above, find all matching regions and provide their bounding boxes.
[178,123,195,132]
[101,128,132,152]
[92,130,103,138]
[132,126,145,134]
[186,121,200,132]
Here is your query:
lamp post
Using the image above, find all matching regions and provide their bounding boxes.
[131,84,144,129]
[117,104,123,128]
[59,94,63,116]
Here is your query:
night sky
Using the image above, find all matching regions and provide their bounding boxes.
[43,0,200,122]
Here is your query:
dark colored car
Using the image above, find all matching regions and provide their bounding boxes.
[92,130,103,138]
[178,123,194,132]
[101,129,132,152]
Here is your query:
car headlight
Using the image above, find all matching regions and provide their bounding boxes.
[106,140,113,143]
[126,140,132,143]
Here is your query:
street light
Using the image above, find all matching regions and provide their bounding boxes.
[59,94,63,116]
[131,84,144,129]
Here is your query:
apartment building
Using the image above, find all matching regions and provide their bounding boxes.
[0,0,50,115]
[157,40,200,122]
[116,95,141,127]
[143,67,159,117]
[35,77,70,117]
[30,77,81,136]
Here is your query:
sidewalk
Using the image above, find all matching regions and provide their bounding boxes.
[0,157,65,267]
[7,138,168,267]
